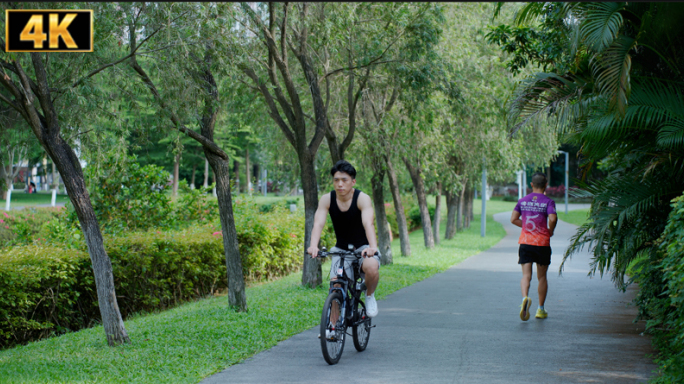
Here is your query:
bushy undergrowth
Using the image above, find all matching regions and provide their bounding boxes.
[0,203,307,349]
[631,193,684,382]
[0,159,312,349]
[384,194,426,236]
[0,208,63,247]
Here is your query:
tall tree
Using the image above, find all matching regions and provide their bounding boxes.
[0,2,171,345]
[124,2,247,309]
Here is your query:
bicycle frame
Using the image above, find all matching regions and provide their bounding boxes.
[320,249,367,326]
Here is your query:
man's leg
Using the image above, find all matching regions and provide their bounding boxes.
[361,257,380,317]
[520,263,533,321]
[520,263,533,298]
[536,264,549,307]
[362,257,380,296]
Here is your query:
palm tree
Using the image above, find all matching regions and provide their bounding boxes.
[498,2,684,288]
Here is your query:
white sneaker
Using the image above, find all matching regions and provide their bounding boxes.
[365,294,378,318]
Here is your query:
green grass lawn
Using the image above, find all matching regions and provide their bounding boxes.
[0,199,514,384]
[557,208,590,226]
[1,191,69,209]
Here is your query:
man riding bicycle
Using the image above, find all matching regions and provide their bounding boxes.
[307,160,381,318]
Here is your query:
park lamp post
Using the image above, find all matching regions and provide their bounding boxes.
[557,150,569,214]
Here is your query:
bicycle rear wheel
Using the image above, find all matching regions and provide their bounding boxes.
[320,291,346,365]
[352,301,371,351]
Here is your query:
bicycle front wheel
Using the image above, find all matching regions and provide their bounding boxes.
[352,301,371,351]
[320,291,346,365]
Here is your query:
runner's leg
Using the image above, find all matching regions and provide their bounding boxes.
[521,263,533,298]
[536,263,549,307]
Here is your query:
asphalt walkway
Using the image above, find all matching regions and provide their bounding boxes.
[202,208,656,384]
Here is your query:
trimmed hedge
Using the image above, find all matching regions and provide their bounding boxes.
[0,246,93,348]
[0,204,307,349]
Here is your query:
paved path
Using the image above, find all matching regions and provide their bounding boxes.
[203,208,656,384]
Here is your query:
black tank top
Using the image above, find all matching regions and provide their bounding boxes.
[329,189,369,249]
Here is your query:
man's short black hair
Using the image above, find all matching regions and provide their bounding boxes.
[330,160,357,179]
[531,172,548,189]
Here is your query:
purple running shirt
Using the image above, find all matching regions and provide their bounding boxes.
[514,193,557,246]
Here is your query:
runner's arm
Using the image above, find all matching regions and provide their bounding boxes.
[548,213,558,237]
[308,194,331,258]
[358,193,378,257]
[510,211,522,228]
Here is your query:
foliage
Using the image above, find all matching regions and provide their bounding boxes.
[77,157,174,233]
[173,181,219,223]
[0,209,62,247]
[487,3,576,75]
[0,246,92,349]
[0,199,309,348]
[631,194,684,382]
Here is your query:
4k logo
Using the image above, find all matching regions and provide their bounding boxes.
[6,10,93,52]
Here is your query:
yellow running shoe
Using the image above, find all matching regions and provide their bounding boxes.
[520,297,531,321]
[535,308,548,319]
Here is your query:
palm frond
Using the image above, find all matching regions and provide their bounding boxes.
[513,2,546,26]
[592,35,636,116]
[578,2,625,52]
[508,72,595,137]
[560,168,683,288]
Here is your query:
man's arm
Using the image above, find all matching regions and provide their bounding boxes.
[511,210,522,228]
[358,193,378,258]
[307,194,331,258]
[548,213,558,237]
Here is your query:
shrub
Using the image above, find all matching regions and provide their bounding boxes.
[12,183,26,190]
[172,181,219,223]
[0,208,62,247]
[633,193,684,382]
[69,157,174,234]
[407,204,435,231]
[0,246,92,348]
[0,203,310,349]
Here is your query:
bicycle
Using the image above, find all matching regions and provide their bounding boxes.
[317,245,376,365]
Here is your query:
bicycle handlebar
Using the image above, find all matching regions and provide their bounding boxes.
[316,248,379,258]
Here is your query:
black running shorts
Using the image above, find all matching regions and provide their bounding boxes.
[518,244,551,266]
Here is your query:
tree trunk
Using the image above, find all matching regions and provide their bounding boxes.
[403,158,434,249]
[463,183,472,229]
[433,183,441,246]
[254,163,259,194]
[445,190,458,240]
[469,186,475,222]
[172,153,180,197]
[0,162,8,200]
[52,161,60,190]
[385,157,410,256]
[190,163,197,188]
[300,151,322,287]
[457,179,467,231]
[371,166,392,265]
[206,152,246,310]
[233,159,240,194]
[245,146,251,195]
[203,158,209,188]
[50,140,130,345]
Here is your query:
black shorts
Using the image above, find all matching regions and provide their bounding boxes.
[518,244,551,266]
